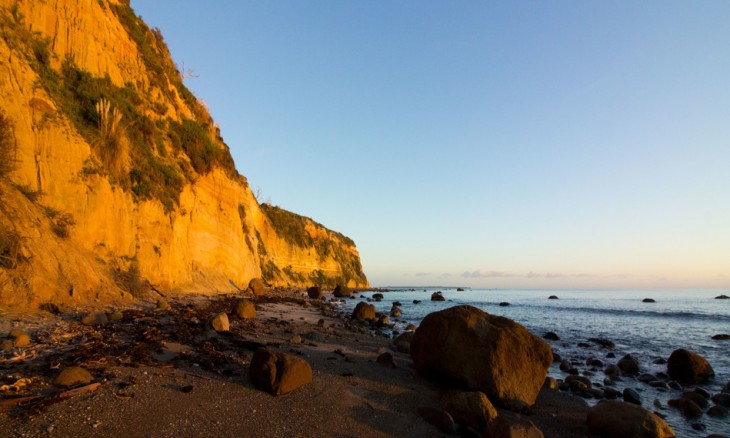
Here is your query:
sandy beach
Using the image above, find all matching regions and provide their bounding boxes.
[0,290,591,438]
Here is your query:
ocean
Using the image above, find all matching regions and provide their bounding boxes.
[340,288,730,437]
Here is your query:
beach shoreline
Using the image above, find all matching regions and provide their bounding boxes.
[0,289,595,437]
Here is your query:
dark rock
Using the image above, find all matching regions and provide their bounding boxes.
[491,411,545,438]
[577,342,591,348]
[372,293,384,300]
[417,406,457,435]
[351,302,376,321]
[682,391,709,408]
[543,377,557,389]
[668,397,703,418]
[694,387,711,398]
[374,314,390,327]
[498,302,510,307]
[7,329,30,347]
[667,348,714,383]
[376,351,395,368]
[565,375,592,389]
[668,381,683,390]
[707,405,729,418]
[410,305,552,409]
[390,306,402,317]
[156,299,171,310]
[393,331,414,354]
[443,391,498,433]
[589,338,615,349]
[413,300,422,304]
[548,295,559,299]
[588,358,604,367]
[587,401,674,438]
[606,352,616,358]
[333,285,352,298]
[552,352,561,363]
[618,354,640,376]
[430,292,445,301]
[603,387,621,399]
[642,298,656,303]
[690,423,705,431]
[81,311,108,326]
[653,358,667,365]
[604,364,621,379]
[649,381,669,390]
[715,294,729,299]
[623,388,642,405]
[307,286,323,299]
[39,303,61,314]
[711,334,730,340]
[247,278,267,296]
[249,348,313,396]
[560,359,574,372]
[392,301,402,306]
[639,373,656,383]
[543,332,560,341]
[712,393,730,407]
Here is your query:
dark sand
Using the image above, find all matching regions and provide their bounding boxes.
[0,291,589,437]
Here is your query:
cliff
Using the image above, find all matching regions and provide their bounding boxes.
[0,0,368,308]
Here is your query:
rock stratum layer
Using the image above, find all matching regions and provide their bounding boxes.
[0,0,368,307]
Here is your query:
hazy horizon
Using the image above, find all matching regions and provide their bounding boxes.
[132,1,730,290]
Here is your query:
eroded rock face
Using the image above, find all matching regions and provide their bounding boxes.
[249,348,312,396]
[587,400,675,438]
[667,349,714,383]
[411,305,552,409]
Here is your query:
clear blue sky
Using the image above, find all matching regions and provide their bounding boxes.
[131,1,730,289]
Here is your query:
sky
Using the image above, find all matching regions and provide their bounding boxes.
[131,1,730,289]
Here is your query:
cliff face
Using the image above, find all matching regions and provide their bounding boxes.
[0,0,368,307]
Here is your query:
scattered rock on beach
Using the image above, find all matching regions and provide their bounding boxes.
[7,328,30,347]
[712,393,730,407]
[394,331,415,353]
[411,305,552,409]
[431,291,445,301]
[351,302,376,321]
[417,406,457,435]
[492,411,545,438]
[587,400,675,438]
[668,397,703,418]
[333,285,352,298]
[307,286,323,299]
[376,351,395,368]
[247,278,267,296]
[249,348,313,396]
[209,312,229,332]
[81,311,108,326]
[54,366,93,388]
[623,388,642,405]
[667,348,714,383]
[443,391,498,433]
[707,405,729,418]
[235,299,256,319]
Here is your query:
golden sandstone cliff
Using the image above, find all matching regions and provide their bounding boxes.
[0,0,368,307]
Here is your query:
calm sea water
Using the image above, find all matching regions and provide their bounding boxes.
[340,288,730,437]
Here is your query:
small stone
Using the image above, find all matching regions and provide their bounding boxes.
[108,311,124,321]
[8,329,30,347]
[707,405,729,418]
[209,312,229,332]
[642,298,656,303]
[543,332,560,341]
[54,366,93,387]
[290,335,302,345]
[430,292,445,301]
[498,302,510,307]
[712,393,730,407]
[374,315,390,327]
[390,306,402,317]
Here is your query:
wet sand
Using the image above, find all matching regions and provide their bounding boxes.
[0,290,589,437]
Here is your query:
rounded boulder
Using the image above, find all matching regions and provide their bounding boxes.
[587,400,675,438]
[247,278,267,296]
[249,348,313,396]
[410,305,552,409]
[667,348,714,383]
[235,300,256,319]
[333,285,352,298]
[307,286,323,299]
[351,302,376,321]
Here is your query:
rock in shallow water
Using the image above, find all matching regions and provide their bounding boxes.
[410,305,552,409]
[667,348,714,383]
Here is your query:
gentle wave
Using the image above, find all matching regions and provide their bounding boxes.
[463,301,730,323]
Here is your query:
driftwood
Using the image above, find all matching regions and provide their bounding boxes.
[0,382,101,413]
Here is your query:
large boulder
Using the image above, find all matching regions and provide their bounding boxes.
[351,302,376,321]
[249,348,313,396]
[307,286,323,299]
[247,278,267,296]
[587,400,675,438]
[667,348,714,383]
[410,305,552,409]
[333,285,352,298]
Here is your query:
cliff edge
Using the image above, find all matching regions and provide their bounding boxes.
[0,0,368,308]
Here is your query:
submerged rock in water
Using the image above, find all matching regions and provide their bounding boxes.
[667,348,714,383]
[543,331,560,341]
[618,354,640,376]
[249,348,312,396]
[410,305,552,409]
[587,400,675,438]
